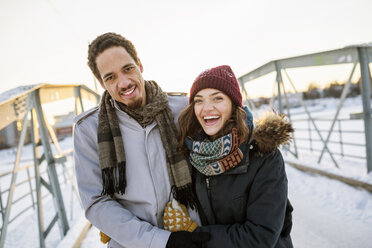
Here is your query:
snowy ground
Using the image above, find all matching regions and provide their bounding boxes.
[286,162,372,248]
[79,160,372,248]
[1,96,372,247]
[0,136,83,248]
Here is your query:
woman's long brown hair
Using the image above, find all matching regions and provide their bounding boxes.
[178,102,250,149]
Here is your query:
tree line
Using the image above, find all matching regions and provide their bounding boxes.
[251,78,368,108]
[303,80,361,100]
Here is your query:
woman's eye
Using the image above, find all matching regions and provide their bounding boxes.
[194,99,202,104]
[214,96,223,101]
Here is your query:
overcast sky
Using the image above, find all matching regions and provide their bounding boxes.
[1,0,371,98]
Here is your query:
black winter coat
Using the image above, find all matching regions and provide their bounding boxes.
[194,112,294,248]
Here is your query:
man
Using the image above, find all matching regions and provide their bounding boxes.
[73,32,209,248]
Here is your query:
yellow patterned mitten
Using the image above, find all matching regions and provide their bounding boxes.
[163,199,198,232]
[100,231,111,244]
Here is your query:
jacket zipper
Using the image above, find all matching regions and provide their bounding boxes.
[205,177,211,199]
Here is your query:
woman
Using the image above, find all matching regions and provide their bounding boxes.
[177,65,294,248]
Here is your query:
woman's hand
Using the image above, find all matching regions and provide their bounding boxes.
[166,231,211,248]
[163,199,198,232]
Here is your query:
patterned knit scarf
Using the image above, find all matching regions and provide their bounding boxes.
[97,80,195,208]
[185,128,244,176]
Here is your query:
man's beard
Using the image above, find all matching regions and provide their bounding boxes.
[119,83,145,109]
[127,97,143,109]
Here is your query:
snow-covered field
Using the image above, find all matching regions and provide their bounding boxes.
[286,162,372,248]
[1,96,371,247]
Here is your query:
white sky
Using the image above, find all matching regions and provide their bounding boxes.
[1,0,372,98]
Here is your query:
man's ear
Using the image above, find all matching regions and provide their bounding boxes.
[138,58,144,73]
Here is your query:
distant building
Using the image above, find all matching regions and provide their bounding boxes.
[273,93,302,109]
[53,112,74,138]
[0,120,30,149]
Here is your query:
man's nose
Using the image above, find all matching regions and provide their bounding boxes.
[117,73,131,88]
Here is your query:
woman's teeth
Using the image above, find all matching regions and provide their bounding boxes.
[204,116,219,120]
[204,116,219,123]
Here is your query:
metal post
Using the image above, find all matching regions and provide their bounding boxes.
[0,112,30,247]
[79,87,85,113]
[318,63,357,163]
[275,62,284,114]
[25,167,36,209]
[280,80,298,157]
[338,120,344,157]
[31,109,46,248]
[74,86,85,115]
[96,94,101,105]
[283,69,339,167]
[308,119,313,152]
[31,90,69,237]
[0,185,4,223]
[357,47,372,173]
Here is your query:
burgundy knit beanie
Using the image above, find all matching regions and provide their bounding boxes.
[189,65,242,107]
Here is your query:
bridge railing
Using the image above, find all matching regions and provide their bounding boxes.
[0,149,75,232]
[290,117,366,163]
[0,84,100,248]
[238,45,372,173]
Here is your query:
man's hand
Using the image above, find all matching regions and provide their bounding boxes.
[166,231,211,248]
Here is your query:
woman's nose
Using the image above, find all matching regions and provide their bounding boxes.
[203,101,214,111]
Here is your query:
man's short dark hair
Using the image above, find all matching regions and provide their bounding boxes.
[87,32,139,81]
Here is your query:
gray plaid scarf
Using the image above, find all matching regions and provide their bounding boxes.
[97,81,195,208]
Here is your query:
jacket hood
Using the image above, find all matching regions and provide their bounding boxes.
[251,111,294,157]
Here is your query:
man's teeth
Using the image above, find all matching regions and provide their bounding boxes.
[123,87,135,96]
[204,116,219,120]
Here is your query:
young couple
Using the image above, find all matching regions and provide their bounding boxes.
[73,32,294,248]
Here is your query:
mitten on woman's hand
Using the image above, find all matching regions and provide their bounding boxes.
[166,231,210,248]
[163,199,198,232]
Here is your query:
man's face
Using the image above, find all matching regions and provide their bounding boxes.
[96,46,146,109]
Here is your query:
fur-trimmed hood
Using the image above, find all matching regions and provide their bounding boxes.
[251,111,294,157]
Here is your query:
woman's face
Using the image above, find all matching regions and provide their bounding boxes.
[194,88,233,137]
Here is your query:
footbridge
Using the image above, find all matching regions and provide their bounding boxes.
[0,44,372,247]
[0,84,99,247]
[238,44,372,173]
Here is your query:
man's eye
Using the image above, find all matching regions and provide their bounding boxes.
[124,66,134,72]
[104,76,114,82]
